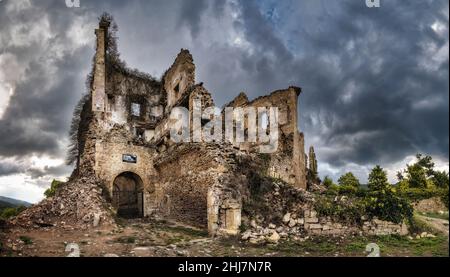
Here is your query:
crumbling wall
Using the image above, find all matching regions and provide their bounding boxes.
[225,87,307,189]
[152,143,246,230]
[106,70,164,127]
[163,49,196,110]
[240,179,408,244]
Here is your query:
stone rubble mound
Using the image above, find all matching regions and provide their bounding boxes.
[10,175,116,230]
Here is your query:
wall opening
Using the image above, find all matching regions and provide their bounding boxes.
[131,103,141,117]
[174,83,180,95]
[112,172,144,218]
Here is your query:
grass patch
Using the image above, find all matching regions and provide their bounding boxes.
[418,211,449,221]
[166,236,185,245]
[344,235,448,257]
[235,235,448,257]
[409,214,438,234]
[377,235,448,256]
[116,236,136,244]
[19,236,33,245]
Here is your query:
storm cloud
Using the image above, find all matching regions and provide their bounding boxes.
[0,0,448,201]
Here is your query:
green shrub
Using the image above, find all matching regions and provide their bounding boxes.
[400,187,445,202]
[365,190,413,224]
[44,179,64,198]
[316,166,413,225]
[366,165,413,224]
[441,188,449,209]
[337,185,358,195]
[314,196,366,224]
[0,206,27,219]
[323,176,334,188]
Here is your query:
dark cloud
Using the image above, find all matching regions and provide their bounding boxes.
[0,161,22,176]
[0,0,448,186]
[227,0,449,176]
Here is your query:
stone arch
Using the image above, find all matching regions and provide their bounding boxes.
[112,171,144,218]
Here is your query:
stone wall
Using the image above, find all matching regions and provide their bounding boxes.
[93,128,157,216]
[151,143,246,230]
[240,179,409,243]
[413,197,448,213]
[163,49,196,110]
[224,87,307,189]
[242,208,408,244]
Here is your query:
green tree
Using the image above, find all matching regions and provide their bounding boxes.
[415,154,435,177]
[366,165,413,223]
[323,176,335,187]
[432,171,449,189]
[308,146,318,179]
[338,172,360,188]
[405,163,428,189]
[368,165,390,192]
[337,172,360,194]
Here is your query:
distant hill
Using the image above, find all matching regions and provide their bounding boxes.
[0,196,32,208]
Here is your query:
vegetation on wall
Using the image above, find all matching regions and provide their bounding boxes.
[316,166,414,225]
[44,180,64,199]
[317,154,448,226]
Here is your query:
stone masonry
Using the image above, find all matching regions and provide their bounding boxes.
[68,17,308,236]
[8,16,411,240]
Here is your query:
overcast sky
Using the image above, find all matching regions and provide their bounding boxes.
[0,0,448,203]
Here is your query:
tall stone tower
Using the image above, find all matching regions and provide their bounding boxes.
[92,20,109,113]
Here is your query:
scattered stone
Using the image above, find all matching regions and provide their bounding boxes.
[104,254,120,257]
[267,232,280,244]
[241,230,252,241]
[93,213,101,227]
[288,219,297,228]
[282,213,291,224]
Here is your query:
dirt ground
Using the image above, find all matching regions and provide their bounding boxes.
[1,218,448,257]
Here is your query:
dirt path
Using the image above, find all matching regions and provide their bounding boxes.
[417,215,449,239]
[1,218,448,257]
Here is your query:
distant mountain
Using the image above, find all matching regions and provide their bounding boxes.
[0,196,32,208]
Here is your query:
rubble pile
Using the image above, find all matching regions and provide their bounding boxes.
[10,175,116,230]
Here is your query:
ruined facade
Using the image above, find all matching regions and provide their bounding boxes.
[74,19,308,235]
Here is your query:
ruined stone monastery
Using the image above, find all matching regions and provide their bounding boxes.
[70,18,308,236]
[11,16,408,240]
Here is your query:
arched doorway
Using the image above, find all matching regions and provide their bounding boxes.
[112,172,144,218]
